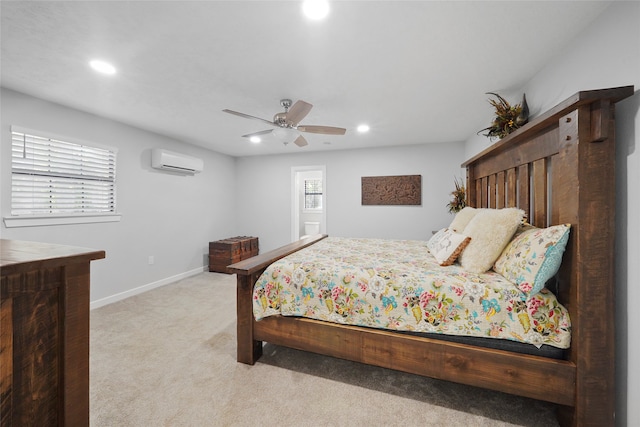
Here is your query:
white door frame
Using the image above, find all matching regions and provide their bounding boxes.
[291,165,327,241]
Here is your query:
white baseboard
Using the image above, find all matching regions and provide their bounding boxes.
[90,266,208,310]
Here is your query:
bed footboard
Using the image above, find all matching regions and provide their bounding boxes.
[228,234,328,364]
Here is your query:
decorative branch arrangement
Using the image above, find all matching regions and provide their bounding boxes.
[446,177,466,214]
[478,93,529,140]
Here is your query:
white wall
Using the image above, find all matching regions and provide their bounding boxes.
[0,88,238,306]
[463,2,640,425]
[236,142,465,253]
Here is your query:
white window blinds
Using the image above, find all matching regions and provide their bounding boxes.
[11,128,117,216]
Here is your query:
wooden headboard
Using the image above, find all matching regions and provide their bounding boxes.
[462,85,634,423]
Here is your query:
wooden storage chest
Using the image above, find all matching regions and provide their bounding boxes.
[209,236,258,273]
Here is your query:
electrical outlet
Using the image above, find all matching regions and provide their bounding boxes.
[148,255,154,265]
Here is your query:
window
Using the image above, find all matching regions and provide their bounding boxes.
[7,127,119,226]
[304,179,323,210]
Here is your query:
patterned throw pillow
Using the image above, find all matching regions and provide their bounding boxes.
[458,208,525,273]
[493,224,571,298]
[427,228,471,266]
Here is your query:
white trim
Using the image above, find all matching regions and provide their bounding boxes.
[90,266,207,310]
[291,165,327,241]
[3,213,122,228]
[291,168,299,241]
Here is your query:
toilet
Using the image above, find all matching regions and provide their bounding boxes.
[302,221,320,238]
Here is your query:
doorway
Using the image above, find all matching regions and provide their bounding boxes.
[291,165,326,241]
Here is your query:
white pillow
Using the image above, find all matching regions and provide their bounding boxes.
[448,207,479,233]
[427,228,471,266]
[458,208,525,273]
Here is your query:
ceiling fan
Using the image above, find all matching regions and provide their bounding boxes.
[223,99,346,147]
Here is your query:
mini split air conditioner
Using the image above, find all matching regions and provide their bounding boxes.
[151,149,203,174]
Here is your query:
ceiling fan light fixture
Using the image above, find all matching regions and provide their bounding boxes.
[357,124,370,133]
[272,127,300,142]
[249,136,261,143]
[223,98,345,149]
[302,0,330,20]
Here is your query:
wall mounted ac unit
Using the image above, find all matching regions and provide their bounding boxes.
[151,149,203,174]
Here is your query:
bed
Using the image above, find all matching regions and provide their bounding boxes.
[229,85,634,427]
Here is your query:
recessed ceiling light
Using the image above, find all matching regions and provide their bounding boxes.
[302,0,330,20]
[249,136,261,143]
[357,124,370,133]
[89,60,116,75]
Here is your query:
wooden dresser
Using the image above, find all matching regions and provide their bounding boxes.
[209,236,258,273]
[1,239,105,427]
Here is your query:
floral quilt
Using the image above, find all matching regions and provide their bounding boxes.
[253,237,571,349]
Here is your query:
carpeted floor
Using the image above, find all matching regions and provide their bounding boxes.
[90,272,559,426]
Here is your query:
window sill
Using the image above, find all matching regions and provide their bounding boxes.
[3,213,122,228]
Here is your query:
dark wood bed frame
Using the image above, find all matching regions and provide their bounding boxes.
[229,86,634,427]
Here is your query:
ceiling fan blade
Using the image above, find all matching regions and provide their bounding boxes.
[241,129,273,138]
[297,125,347,135]
[293,135,308,147]
[222,109,275,127]
[284,100,313,126]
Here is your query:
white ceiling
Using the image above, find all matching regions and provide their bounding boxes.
[1,1,613,157]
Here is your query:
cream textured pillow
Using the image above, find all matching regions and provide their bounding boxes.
[458,208,525,273]
[427,228,471,266]
[448,207,479,233]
